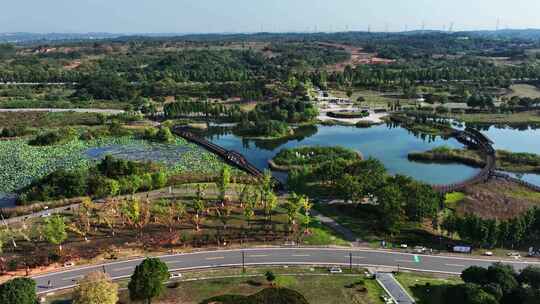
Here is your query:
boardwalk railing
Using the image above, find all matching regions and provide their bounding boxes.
[432,128,496,193]
[172,127,283,188]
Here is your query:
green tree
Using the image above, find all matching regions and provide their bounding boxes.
[44,215,68,251]
[0,278,37,304]
[73,271,118,304]
[518,266,540,289]
[284,193,302,233]
[443,283,498,304]
[193,197,206,231]
[402,181,440,222]
[243,193,256,228]
[461,266,488,285]
[128,258,170,304]
[152,199,176,232]
[376,184,404,234]
[265,271,276,285]
[486,263,518,294]
[151,171,167,189]
[217,166,231,202]
[337,174,362,203]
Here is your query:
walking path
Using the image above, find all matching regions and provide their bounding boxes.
[376,272,415,304]
[311,209,361,245]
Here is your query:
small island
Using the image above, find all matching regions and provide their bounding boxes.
[408,146,540,173]
[269,146,362,171]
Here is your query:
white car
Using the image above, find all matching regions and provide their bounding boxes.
[400,244,408,249]
[484,251,493,256]
[507,252,521,259]
[170,273,183,278]
[329,266,343,274]
[413,246,426,253]
[63,262,75,267]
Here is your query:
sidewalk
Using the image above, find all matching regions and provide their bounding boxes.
[311,209,364,246]
[376,272,415,304]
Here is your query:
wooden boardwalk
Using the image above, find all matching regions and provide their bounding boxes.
[432,128,496,193]
[172,127,283,188]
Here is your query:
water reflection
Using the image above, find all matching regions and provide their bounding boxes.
[203,124,481,185]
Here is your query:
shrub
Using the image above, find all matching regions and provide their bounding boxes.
[28,128,77,146]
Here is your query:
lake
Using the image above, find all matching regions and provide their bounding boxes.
[204,124,481,185]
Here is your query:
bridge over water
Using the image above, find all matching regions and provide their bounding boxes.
[432,128,496,193]
[172,126,283,189]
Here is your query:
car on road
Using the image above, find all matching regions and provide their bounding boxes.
[399,244,408,249]
[380,294,394,304]
[483,251,493,256]
[329,266,343,273]
[413,246,426,254]
[41,213,51,218]
[170,273,182,279]
[364,271,375,279]
[63,262,75,267]
[507,252,521,259]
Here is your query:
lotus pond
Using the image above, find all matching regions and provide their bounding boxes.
[0,136,226,206]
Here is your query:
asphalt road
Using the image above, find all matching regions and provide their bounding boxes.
[33,247,540,295]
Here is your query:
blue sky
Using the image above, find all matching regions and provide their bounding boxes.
[3,0,540,33]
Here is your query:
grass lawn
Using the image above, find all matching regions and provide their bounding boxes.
[302,220,350,246]
[505,84,540,99]
[444,192,465,209]
[448,111,540,124]
[329,89,416,108]
[395,272,461,304]
[46,267,385,304]
[502,186,540,201]
[313,203,450,250]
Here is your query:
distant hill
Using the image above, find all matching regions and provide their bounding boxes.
[0,32,124,44]
[2,29,540,45]
[457,29,540,40]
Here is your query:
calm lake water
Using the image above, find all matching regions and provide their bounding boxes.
[480,125,540,185]
[205,124,481,185]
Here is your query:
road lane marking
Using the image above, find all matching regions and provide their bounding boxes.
[345,256,365,259]
[205,256,225,260]
[113,266,134,271]
[291,254,310,257]
[395,259,414,263]
[445,263,466,267]
[248,254,269,258]
[62,275,83,281]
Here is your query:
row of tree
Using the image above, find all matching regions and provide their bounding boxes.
[442,208,540,249]
[442,263,540,304]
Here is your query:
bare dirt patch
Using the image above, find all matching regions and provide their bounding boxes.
[457,179,540,220]
[318,42,395,72]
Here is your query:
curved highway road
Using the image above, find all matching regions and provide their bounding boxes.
[33,247,540,294]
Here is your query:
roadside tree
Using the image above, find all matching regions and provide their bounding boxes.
[73,271,118,304]
[128,258,170,304]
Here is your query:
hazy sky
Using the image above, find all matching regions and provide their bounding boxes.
[3,0,540,33]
